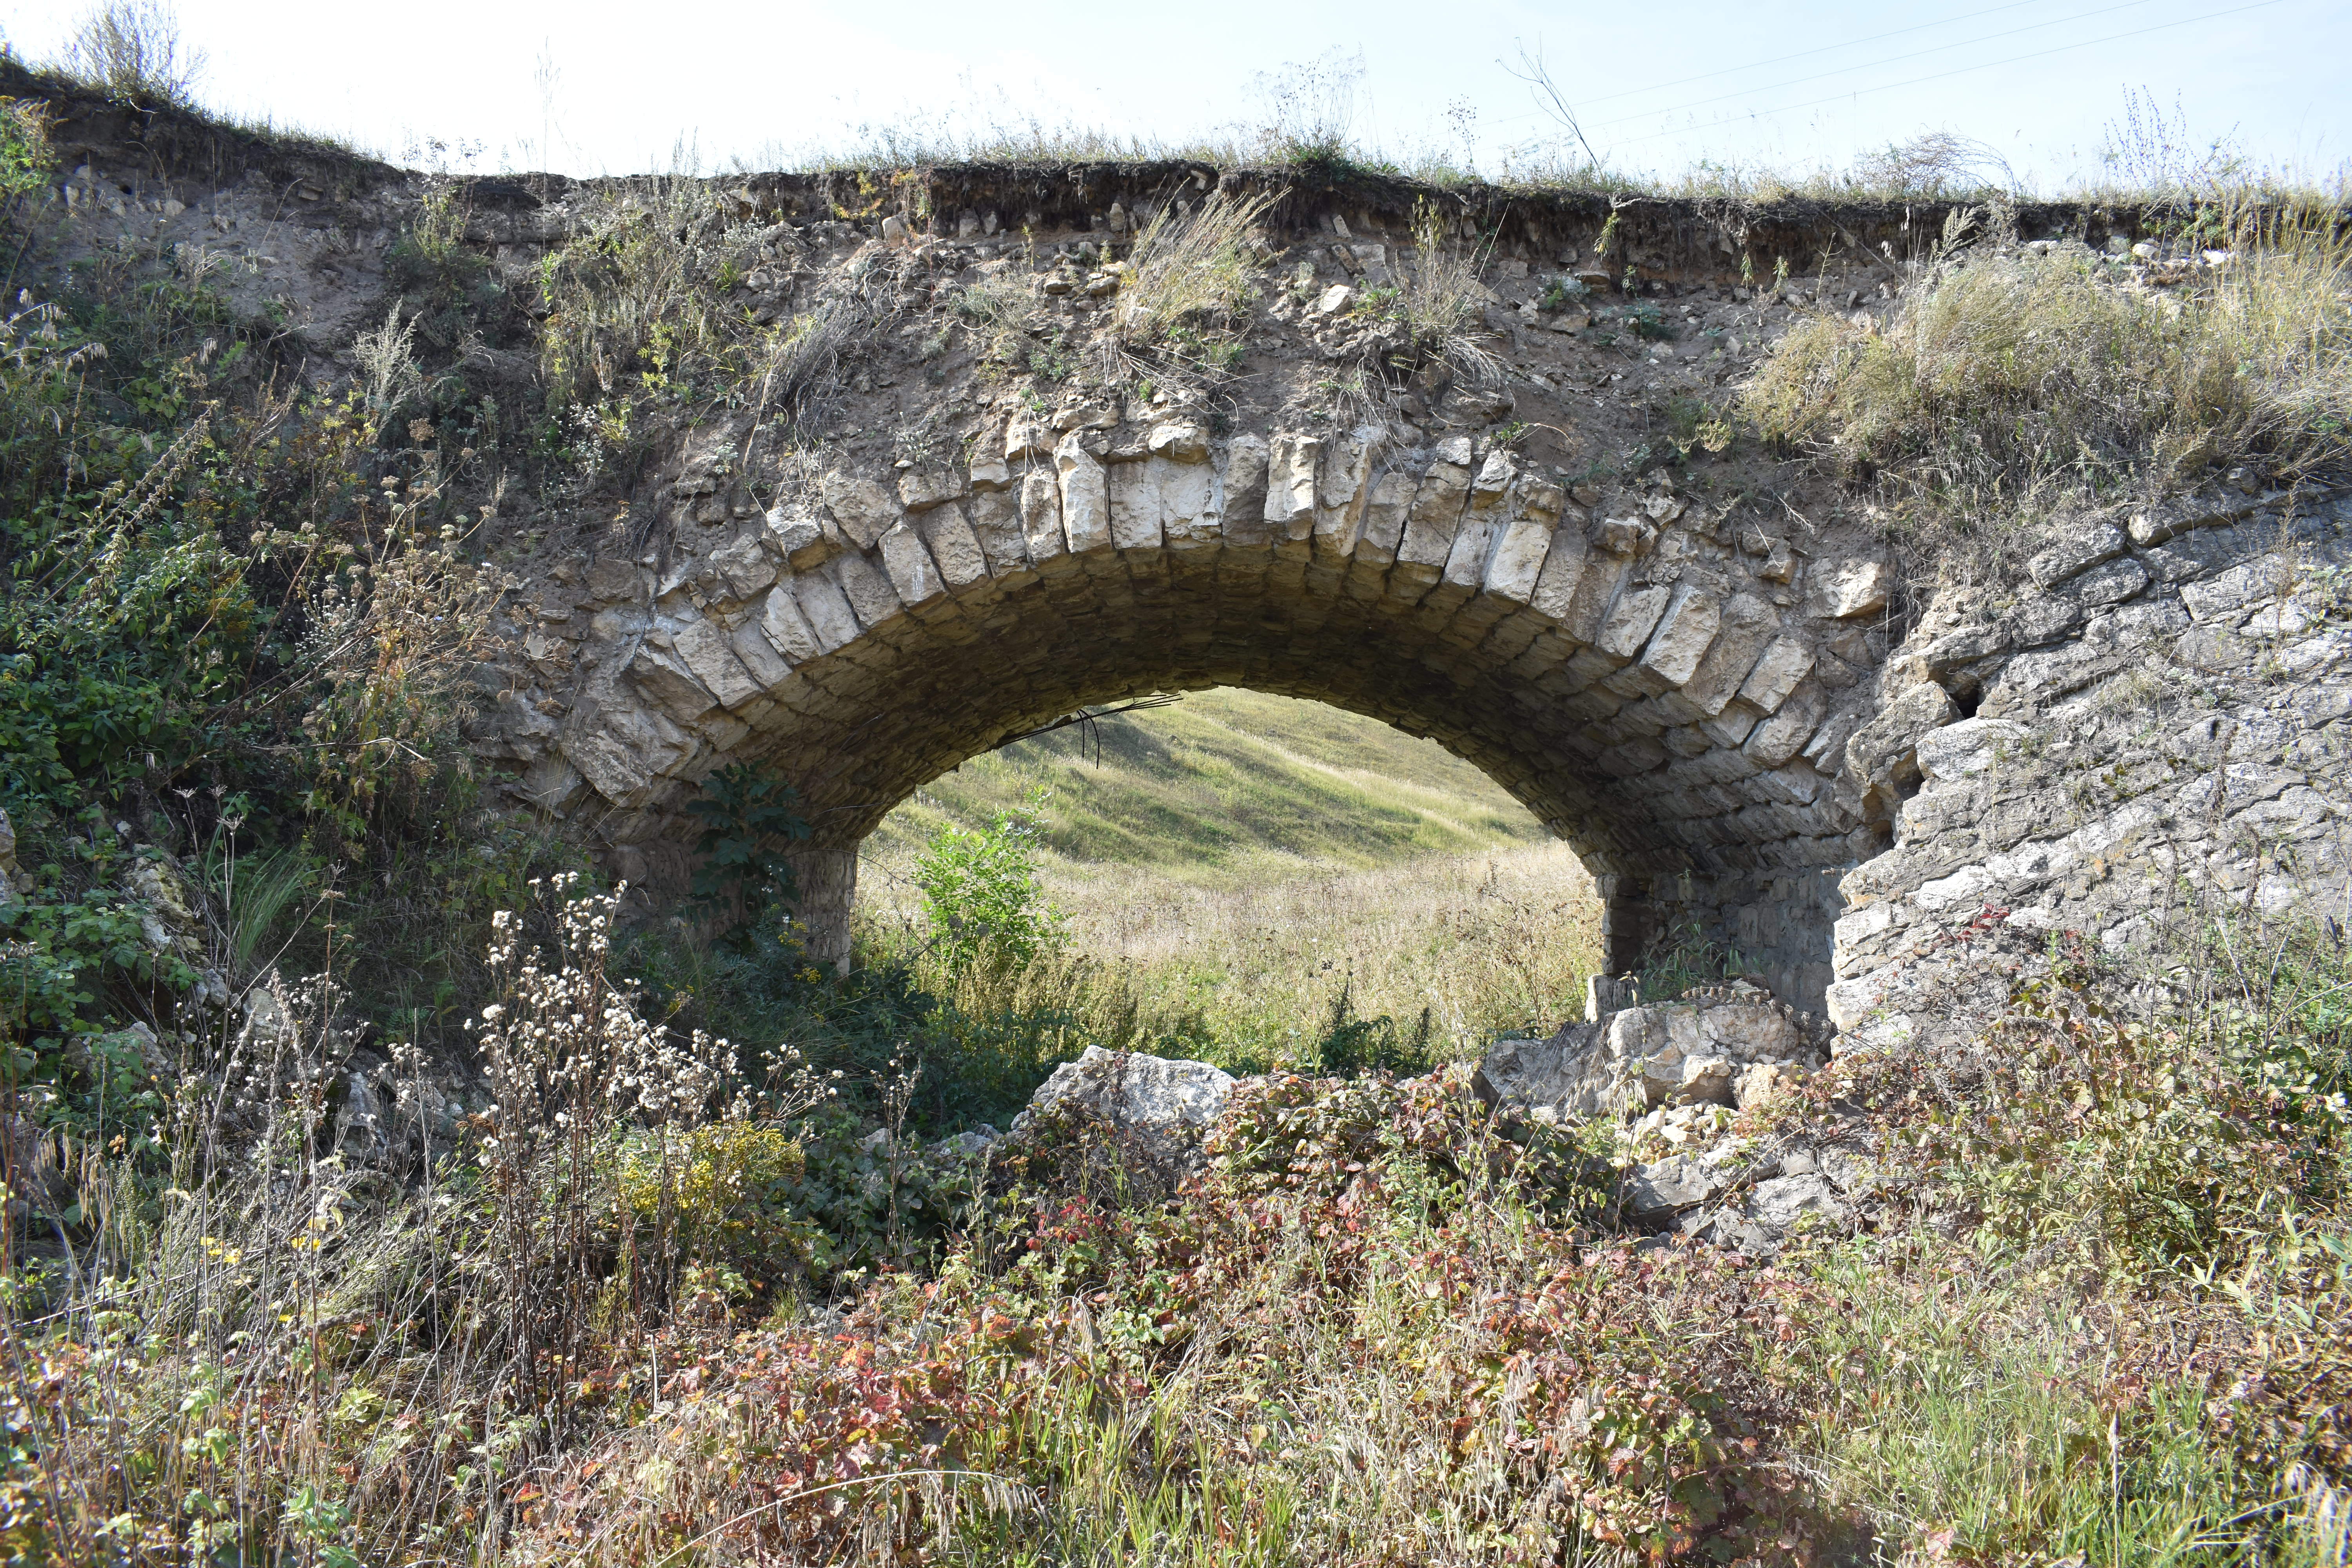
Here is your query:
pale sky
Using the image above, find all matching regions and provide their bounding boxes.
[5,0,2345,190]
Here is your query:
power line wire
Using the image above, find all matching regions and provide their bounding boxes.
[1586,0,2165,132]
[1534,0,2051,116]
[1606,0,2290,150]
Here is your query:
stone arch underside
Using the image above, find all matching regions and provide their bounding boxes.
[522,422,1900,1013]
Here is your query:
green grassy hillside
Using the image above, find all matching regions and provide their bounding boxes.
[860,688,1546,882]
[858,690,1601,1056]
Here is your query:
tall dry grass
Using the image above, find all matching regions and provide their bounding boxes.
[864,841,1602,1063]
[1742,206,2352,550]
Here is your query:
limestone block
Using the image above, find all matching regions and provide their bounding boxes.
[1745,764,1822,806]
[1395,457,1474,584]
[1011,1045,1236,1172]
[1843,681,1957,802]
[969,454,1012,493]
[1483,511,1555,604]
[1729,1173,1843,1252]
[1005,419,1054,462]
[2027,521,2126,588]
[1439,514,1499,594]
[919,502,990,590]
[1265,432,1324,541]
[561,703,695,808]
[832,550,904,630]
[1158,456,1220,550]
[1744,686,1825,767]
[2182,555,2294,621]
[1635,584,1724,687]
[1596,584,1675,662]
[1313,426,1380,559]
[1562,552,1633,645]
[627,642,719,720]
[967,488,1031,577]
[1734,635,1815,715]
[2084,597,2189,650]
[760,583,824,663]
[792,569,862,653]
[765,508,842,570]
[898,469,966,513]
[2063,557,2149,607]
[2127,490,2261,546]
[1468,449,1516,509]
[1354,469,1416,566]
[702,532,778,601]
[1148,421,1210,463]
[1660,594,1775,722]
[1220,435,1273,549]
[1809,557,1893,619]
[879,520,947,608]
[1920,623,2008,675]
[1108,459,1163,551]
[730,619,791,688]
[1020,469,1069,567]
[820,470,897,550]
[1915,717,2030,782]
[1593,515,1655,556]
[1055,436,1112,555]
[1528,523,1593,622]
[670,617,764,711]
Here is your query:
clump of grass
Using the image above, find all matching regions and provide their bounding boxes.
[1742,205,2352,547]
[1110,187,1276,376]
[948,269,1038,372]
[1382,197,1505,387]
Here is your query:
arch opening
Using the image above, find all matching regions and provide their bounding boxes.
[855,687,1605,1052]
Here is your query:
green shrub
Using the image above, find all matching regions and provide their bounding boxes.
[911,796,1065,970]
[682,762,811,938]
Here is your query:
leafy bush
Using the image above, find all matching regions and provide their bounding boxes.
[682,761,811,935]
[1897,970,2348,1284]
[60,0,206,108]
[911,796,1065,970]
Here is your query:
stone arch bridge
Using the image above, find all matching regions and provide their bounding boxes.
[14,68,2347,1045]
[495,412,1916,1013]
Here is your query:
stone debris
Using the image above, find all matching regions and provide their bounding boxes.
[1474,980,1828,1123]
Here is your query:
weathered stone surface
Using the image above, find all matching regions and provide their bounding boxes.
[822,471,897,550]
[1914,717,2029,782]
[1810,559,1893,619]
[2027,522,2126,588]
[1844,681,1958,804]
[1055,436,1111,554]
[1011,1045,1236,1168]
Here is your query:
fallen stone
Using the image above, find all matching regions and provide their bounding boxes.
[1011,1045,1236,1166]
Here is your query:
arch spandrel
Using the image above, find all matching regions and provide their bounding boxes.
[493,421,1898,1013]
